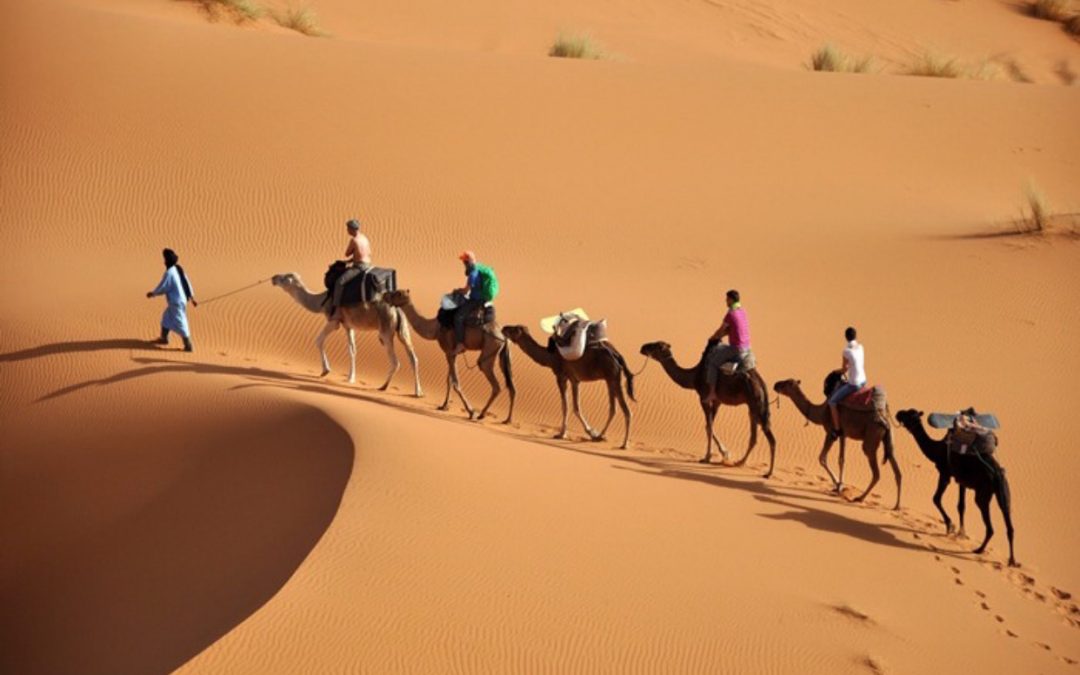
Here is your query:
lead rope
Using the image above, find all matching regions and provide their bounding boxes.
[197,277,271,306]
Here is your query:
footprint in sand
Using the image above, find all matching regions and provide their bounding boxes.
[1035,642,1052,651]
[995,615,1005,623]
[1051,587,1073,601]
[1060,655,1077,665]
[980,602,990,611]
[975,590,987,598]
[1005,629,1019,638]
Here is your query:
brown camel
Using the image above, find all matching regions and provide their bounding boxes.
[384,289,515,422]
[773,377,902,509]
[639,341,777,477]
[502,325,635,449]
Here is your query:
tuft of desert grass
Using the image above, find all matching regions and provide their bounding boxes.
[549,33,604,59]
[191,0,264,23]
[903,51,1006,80]
[809,44,875,73]
[1021,182,1050,234]
[905,51,964,78]
[272,5,326,36]
[1032,0,1076,21]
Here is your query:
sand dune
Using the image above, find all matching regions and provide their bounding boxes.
[2,0,1079,671]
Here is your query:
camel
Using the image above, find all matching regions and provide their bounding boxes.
[639,341,777,477]
[270,273,422,396]
[895,409,1016,566]
[772,378,901,509]
[502,324,635,449]
[384,289,515,422]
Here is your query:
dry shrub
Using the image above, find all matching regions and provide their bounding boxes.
[549,33,604,59]
[1032,0,1075,21]
[273,5,326,36]
[809,44,874,73]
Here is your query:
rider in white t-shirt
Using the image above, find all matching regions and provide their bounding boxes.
[828,326,866,433]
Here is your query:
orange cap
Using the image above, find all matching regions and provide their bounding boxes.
[459,250,476,263]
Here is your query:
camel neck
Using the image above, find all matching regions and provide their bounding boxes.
[398,301,441,341]
[512,333,558,369]
[905,420,946,462]
[656,353,698,390]
[288,282,328,314]
[786,385,829,426]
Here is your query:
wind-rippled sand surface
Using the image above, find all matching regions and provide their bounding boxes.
[2,0,1078,672]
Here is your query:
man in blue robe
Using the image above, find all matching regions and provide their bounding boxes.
[147,248,197,351]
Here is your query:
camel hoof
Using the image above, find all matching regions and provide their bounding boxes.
[415,390,425,398]
[1008,559,1019,568]
[553,433,567,440]
[589,435,605,443]
[698,458,712,465]
[437,404,450,412]
[618,444,628,451]
[762,471,773,479]
[378,384,389,391]
[973,546,987,555]
[319,370,331,378]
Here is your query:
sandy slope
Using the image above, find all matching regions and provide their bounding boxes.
[2,0,1079,672]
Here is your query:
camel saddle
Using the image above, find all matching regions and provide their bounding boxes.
[324,261,397,305]
[837,385,885,411]
[435,292,495,329]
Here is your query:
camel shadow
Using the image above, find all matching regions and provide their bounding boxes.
[38,356,962,562]
[0,338,164,363]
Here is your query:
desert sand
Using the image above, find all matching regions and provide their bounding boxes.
[2,0,1079,672]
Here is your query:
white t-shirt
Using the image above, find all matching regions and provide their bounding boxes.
[843,340,866,387]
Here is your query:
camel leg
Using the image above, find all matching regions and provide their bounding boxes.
[439,355,453,411]
[956,486,968,539]
[972,489,995,556]
[614,381,632,450]
[499,344,516,424]
[451,355,476,418]
[594,379,618,442]
[315,321,339,377]
[377,327,399,391]
[733,407,759,467]
[345,327,357,384]
[571,381,599,439]
[712,433,730,462]
[554,375,570,439]
[837,436,848,492]
[818,434,841,492]
[475,349,502,421]
[887,450,902,510]
[995,477,1017,567]
[396,310,423,398]
[931,472,954,534]
[761,421,777,479]
[851,440,881,503]
[700,403,718,464]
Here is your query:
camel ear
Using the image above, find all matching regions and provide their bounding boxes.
[795,379,801,386]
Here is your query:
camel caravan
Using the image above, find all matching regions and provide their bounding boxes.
[265,218,1018,566]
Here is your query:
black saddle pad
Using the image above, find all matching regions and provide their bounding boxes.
[325,263,397,305]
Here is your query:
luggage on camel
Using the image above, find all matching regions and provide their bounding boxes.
[540,309,608,361]
[324,261,397,305]
[934,408,1000,456]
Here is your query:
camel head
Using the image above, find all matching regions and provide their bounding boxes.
[895,409,925,429]
[772,379,802,398]
[639,341,672,360]
[384,289,411,307]
[501,325,530,342]
[271,273,304,291]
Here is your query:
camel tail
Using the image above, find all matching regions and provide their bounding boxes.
[883,425,895,465]
[609,345,636,402]
[500,342,515,394]
[753,371,770,424]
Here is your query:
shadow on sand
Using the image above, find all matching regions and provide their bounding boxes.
[0,338,164,363]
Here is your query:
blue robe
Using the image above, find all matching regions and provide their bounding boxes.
[151,267,194,337]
